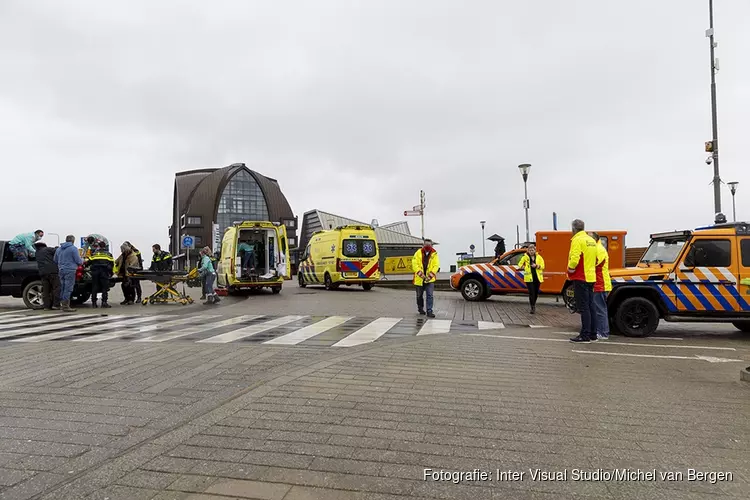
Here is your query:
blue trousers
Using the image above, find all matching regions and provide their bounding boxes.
[593,292,610,336]
[416,283,434,313]
[574,280,596,340]
[59,270,76,302]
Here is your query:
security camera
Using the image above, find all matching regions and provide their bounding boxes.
[705,156,713,165]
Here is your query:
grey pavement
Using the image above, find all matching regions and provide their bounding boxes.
[0,286,749,499]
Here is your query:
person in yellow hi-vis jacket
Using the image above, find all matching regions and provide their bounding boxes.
[517,244,545,314]
[567,219,599,343]
[412,239,439,318]
[591,232,612,340]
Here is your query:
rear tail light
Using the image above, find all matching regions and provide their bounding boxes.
[75,265,84,281]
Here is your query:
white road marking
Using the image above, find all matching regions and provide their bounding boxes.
[333,317,402,347]
[464,333,569,342]
[0,315,27,323]
[198,315,306,343]
[264,316,353,345]
[0,315,80,331]
[0,316,127,339]
[416,319,452,336]
[650,336,684,341]
[75,315,221,342]
[0,310,25,317]
[477,321,505,330]
[15,316,157,342]
[572,350,744,363]
[135,315,265,342]
[554,332,685,341]
[529,325,549,328]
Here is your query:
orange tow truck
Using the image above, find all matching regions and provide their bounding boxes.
[450,230,627,307]
[605,221,750,337]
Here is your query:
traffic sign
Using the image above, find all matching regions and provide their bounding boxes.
[470,245,475,251]
[181,235,195,249]
[404,210,422,216]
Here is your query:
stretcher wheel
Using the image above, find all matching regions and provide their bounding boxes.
[187,297,194,304]
[149,297,156,304]
[180,299,188,305]
[141,299,148,306]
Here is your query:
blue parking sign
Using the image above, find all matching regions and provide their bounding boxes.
[181,236,194,249]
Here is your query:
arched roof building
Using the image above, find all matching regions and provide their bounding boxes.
[170,163,298,264]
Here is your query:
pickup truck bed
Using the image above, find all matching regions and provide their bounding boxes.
[0,240,92,308]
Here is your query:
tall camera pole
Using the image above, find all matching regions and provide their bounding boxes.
[707,0,722,215]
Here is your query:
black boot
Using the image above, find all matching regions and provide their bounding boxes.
[101,302,111,309]
[92,300,98,308]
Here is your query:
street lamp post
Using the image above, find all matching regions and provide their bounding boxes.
[518,164,531,243]
[728,182,739,222]
[707,0,722,216]
[480,221,486,257]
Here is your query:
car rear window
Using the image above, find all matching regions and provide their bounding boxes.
[343,239,377,258]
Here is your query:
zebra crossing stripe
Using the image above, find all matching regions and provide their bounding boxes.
[0,310,24,317]
[477,321,506,330]
[332,317,401,347]
[135,315,266,342]
[416,319,452,336]
[14,316,157,342]
[197,315,307,343]
[263,316,353,345]
[74,315,222,342]
[0,316,127,340]
[0,314,81,331]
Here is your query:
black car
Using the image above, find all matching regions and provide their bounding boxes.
[0,240,92,309]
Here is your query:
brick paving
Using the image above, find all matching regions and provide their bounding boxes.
[0,326,746,499]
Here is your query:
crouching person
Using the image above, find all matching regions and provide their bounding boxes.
[88,242,114,308]
[199,246,220,305]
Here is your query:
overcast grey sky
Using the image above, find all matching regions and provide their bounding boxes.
[1,0,748,265]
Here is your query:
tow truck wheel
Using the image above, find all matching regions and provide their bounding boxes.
[298,273,306,288]
[732,321,750,333]
[362,283,373,291]
[460,278,484,302]
[614,297,659,337]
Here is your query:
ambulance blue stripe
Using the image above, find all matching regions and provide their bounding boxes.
[683,283,715,311]
[664,283,695,312]
[704,284,733,311]
[725,285,750,311]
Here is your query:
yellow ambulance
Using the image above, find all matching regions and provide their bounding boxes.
[216,221,291,294]
[298,225,380,290]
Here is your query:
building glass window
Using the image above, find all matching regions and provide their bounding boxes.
[289,238,296,247]
[285,220,295,228]
[187,216,202,225]
[194,236,203,246]
[216,170,269,243]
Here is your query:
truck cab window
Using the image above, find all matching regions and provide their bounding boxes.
[684,239,731,267]
[740,239,750,267]
[499,253,523,266]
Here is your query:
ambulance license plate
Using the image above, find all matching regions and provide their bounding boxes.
[343,272,358,277]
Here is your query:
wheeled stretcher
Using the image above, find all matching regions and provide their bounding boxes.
[126,267,200,306]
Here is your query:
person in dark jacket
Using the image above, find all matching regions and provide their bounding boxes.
[150,244,172,272]
[87,241,114,308]
[34,241,60,310]
[124,241,143,303]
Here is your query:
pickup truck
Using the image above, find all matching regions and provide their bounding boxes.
[0,240,92,309]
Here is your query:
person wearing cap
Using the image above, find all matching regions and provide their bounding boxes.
[87,241,114,308]
[34,241,60,310]
[9,230,44,261]
[412,239,439,318]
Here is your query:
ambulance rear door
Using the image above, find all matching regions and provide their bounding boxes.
[737,231,750,312]
[278,225,291,280]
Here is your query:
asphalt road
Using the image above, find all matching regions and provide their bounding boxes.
[0,284,749,499]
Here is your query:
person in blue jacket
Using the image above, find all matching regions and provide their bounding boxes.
[9,230,44,261]
[53,235,83,312]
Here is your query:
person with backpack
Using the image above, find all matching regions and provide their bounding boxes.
[198,246,221,305]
